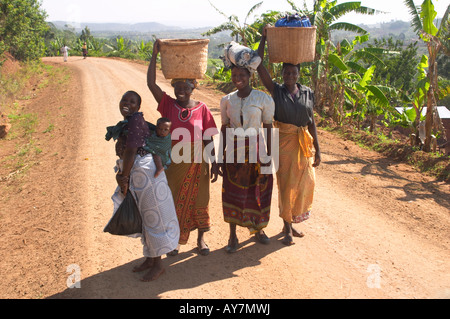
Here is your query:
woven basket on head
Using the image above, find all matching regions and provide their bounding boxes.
[266,26,317,64]
[159,39,210,79]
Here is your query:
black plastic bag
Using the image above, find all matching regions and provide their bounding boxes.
[104,191,142,235]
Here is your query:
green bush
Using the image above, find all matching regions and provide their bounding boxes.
[0,0,49,61]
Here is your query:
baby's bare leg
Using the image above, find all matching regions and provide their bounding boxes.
[154,155,164,178]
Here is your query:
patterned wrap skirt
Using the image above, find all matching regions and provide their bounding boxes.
[165,141,211,245]
[274,120,316,223]
[111,154,180,257]
[222,136,273,234]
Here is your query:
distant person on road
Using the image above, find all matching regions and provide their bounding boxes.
[257,25,321,245]
[106,90,180,282]
[219,58,275,253]
[147,40,220,257]
[61,45,70,62]
[82,42,88,59]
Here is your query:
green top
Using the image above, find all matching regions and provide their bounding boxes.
[106,120,171,168]
[143,133,172,168]
[105,119,128,141]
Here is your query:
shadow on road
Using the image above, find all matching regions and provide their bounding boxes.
[48,233,286,299]
[322,150,449,210]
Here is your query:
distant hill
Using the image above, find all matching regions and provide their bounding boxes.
[49,19,436,58]
[48,20,232,58]
[332,18,444,47]
[331,20,418,44]
[50,21,182,33]
[52,19,422,43]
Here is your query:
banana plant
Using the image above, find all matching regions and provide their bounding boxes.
[207,59,232,82]
[326,34,398,129]
[340,64,392,131]
[116,36,125,52]
[87,38,103,56]
[138,40,153,61]
[406,54,430,145]
[404,0,450,151]
[48,37,64,56]
[103,36,131,56]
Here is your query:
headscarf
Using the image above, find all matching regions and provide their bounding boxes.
[221,41,261,75]
[170,78,198,90]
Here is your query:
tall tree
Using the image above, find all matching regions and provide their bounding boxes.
[0,0,49,61]
[80,26,93,43]
[404,0,450,151]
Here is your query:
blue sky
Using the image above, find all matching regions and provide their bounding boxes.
[40,0,449,28]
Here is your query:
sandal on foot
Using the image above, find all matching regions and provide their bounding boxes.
[225,239,239,253]
[255,231,270,245]
[167,249,178,257]
[197,244,210,256]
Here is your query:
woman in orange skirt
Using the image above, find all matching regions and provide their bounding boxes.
[257,26,321,245]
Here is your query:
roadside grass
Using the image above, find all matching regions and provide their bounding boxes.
[0,60,69,185]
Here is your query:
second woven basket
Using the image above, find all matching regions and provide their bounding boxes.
[159,39,210,79]
[266,26,316,64]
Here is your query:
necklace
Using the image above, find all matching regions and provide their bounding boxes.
[177,101,201,122]
[180,108,190,120]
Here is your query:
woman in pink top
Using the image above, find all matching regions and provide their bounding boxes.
[147,40,219,256]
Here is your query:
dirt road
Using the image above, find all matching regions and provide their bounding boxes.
[1,56,449,300]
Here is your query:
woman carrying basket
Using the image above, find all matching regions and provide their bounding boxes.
[219,42,275,253]
[147,40,219,256]
[257,25,321,246]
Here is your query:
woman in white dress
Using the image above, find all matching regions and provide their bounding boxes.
[111,91,180,281]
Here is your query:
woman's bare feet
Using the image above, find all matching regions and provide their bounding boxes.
[281,221,304,246]
[281,233,295,246]
[141,265,165,282]
[282,223,294,246]
[282,223,305,238]
[133,258,153,272]
[291,227,305,238]
[140,257,165,282]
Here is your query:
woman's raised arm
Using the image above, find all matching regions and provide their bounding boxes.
[147,40,164,104]
[257,25,275,96]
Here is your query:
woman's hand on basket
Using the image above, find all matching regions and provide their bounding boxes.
[153,39,161,54]
[262,24,272,37]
